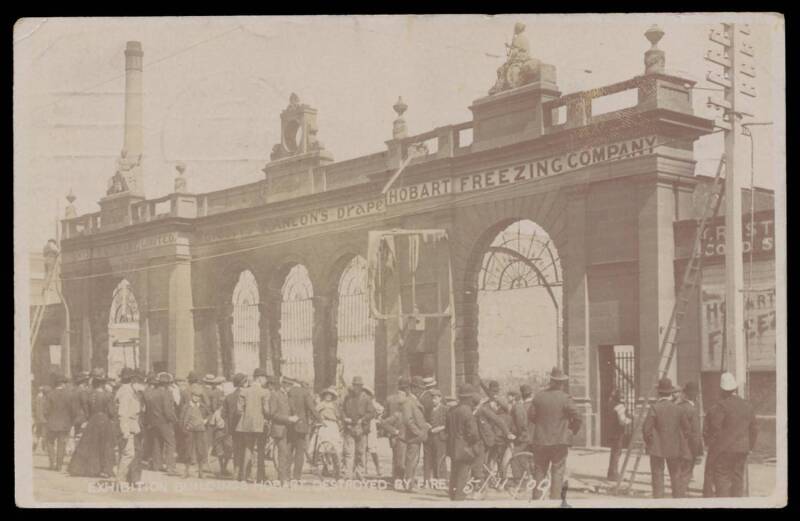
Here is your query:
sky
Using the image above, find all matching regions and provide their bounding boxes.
[14,14,785,253]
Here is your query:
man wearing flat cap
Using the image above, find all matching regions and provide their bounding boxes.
[704,372,758,497]
[642,377,693,498]
[528,367,582,499]
[446,383,480,500]
[342,375,375,479]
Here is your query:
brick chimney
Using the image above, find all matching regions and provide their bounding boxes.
[123,41,143,159]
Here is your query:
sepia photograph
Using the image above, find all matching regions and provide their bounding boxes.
[13,13,786,507]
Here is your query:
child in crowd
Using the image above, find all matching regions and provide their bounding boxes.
[316,387,343,475]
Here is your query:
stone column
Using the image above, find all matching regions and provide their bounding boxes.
[191,307,218,376]
[90,307,110,373]
[141,313,150,372]
[167,257,195,378]
[263,292,283,376]
[81,315,92,372]
[563,185,594,445]
[637,177,678,393]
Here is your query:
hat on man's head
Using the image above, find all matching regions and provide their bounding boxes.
[487,380,500,393]
[233,373,247,387]
[187,371,200,383]
[422,376,437,389]
[397,376,410,391]
[203,374,217,385]
[520,384,533,397]
[430,388,442,398]
[720,372,738,391]
[457,383,477,398]
[549,367,569,382]
[75,371,90,384]
[683,381,699,397]
[657,377,678,395]
[90,367,107,381]
[119,367,135,382]
[253,368,267,378]
[157,372,173,385]
[411,376,425,389]
[352,376,364,386]
[133,369,147,382]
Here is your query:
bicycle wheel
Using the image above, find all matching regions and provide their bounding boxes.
[503,451,536,499]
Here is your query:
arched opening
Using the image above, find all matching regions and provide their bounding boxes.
[108,279,140,379]
[232,269,261,376]
[336,255,376,390]
[280,264,314,383]
[475,219,562,390]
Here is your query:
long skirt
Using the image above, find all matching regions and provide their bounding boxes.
[67,412,116,477]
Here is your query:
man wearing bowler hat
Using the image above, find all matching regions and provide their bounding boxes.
[143,372,179,475]
[446,383,480,500]
[236,367,270,482]
[643,377,693,498]
[342,375,375,479]
[528,367,582,500]
[704,372,758,497]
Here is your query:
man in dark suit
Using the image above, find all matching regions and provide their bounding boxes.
[446,384,480,501]
[383,376,410,480]
[509,384,535,480]
[642,377,693,498]
[528,367,582,500]
[44,375,74,471]
[342,376,375,479]
[266,375,298,484]
[423,389,447,481]
[676,381,703,495]
[473,385,513,484]
[223,373,246,479]
[704,372,758,497]
[143,372,179,475]
[286,378,320,480]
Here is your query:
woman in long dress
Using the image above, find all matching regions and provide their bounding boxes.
[68,372,117,478]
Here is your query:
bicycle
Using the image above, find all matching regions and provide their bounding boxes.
[306,422,341,479]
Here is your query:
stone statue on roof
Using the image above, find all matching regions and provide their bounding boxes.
[489,22,542,95]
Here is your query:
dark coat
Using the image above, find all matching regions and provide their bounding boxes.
[222,388,242,435]
[642,397,692,459]
[528,387,582,447]
[45,386,75,432]
[70,385,91,426]
[418,389,436,421]
[475,401,509,447]
[510,399,534,444]
[266,388,292,439]
[677,398,703,458]
[342,389,376,428]
[287,385,320,435]
[446,402,480,462]
[704,394,758,455]
[143,386,179,426]
[428,403,448,442]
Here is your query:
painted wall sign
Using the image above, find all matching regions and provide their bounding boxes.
[62,232,179,263]
[675,211,775,261]
[199,198,386,244]
[700,285,776,371]
[385,135,658,205]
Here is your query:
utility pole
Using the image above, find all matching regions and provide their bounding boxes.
[706,22,756,395]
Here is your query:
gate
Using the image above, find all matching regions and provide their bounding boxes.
[232,270,261,376]
[280,265,315,383]
[599,344,637,446]
[337,256,375,390]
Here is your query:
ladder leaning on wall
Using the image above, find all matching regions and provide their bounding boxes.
[613,155,726,495]
[30,249,61,350]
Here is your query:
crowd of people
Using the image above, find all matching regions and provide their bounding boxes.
[31,364,758,501]
[605,372,759,499]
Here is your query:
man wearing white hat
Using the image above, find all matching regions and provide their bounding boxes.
[703,372,758,497]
